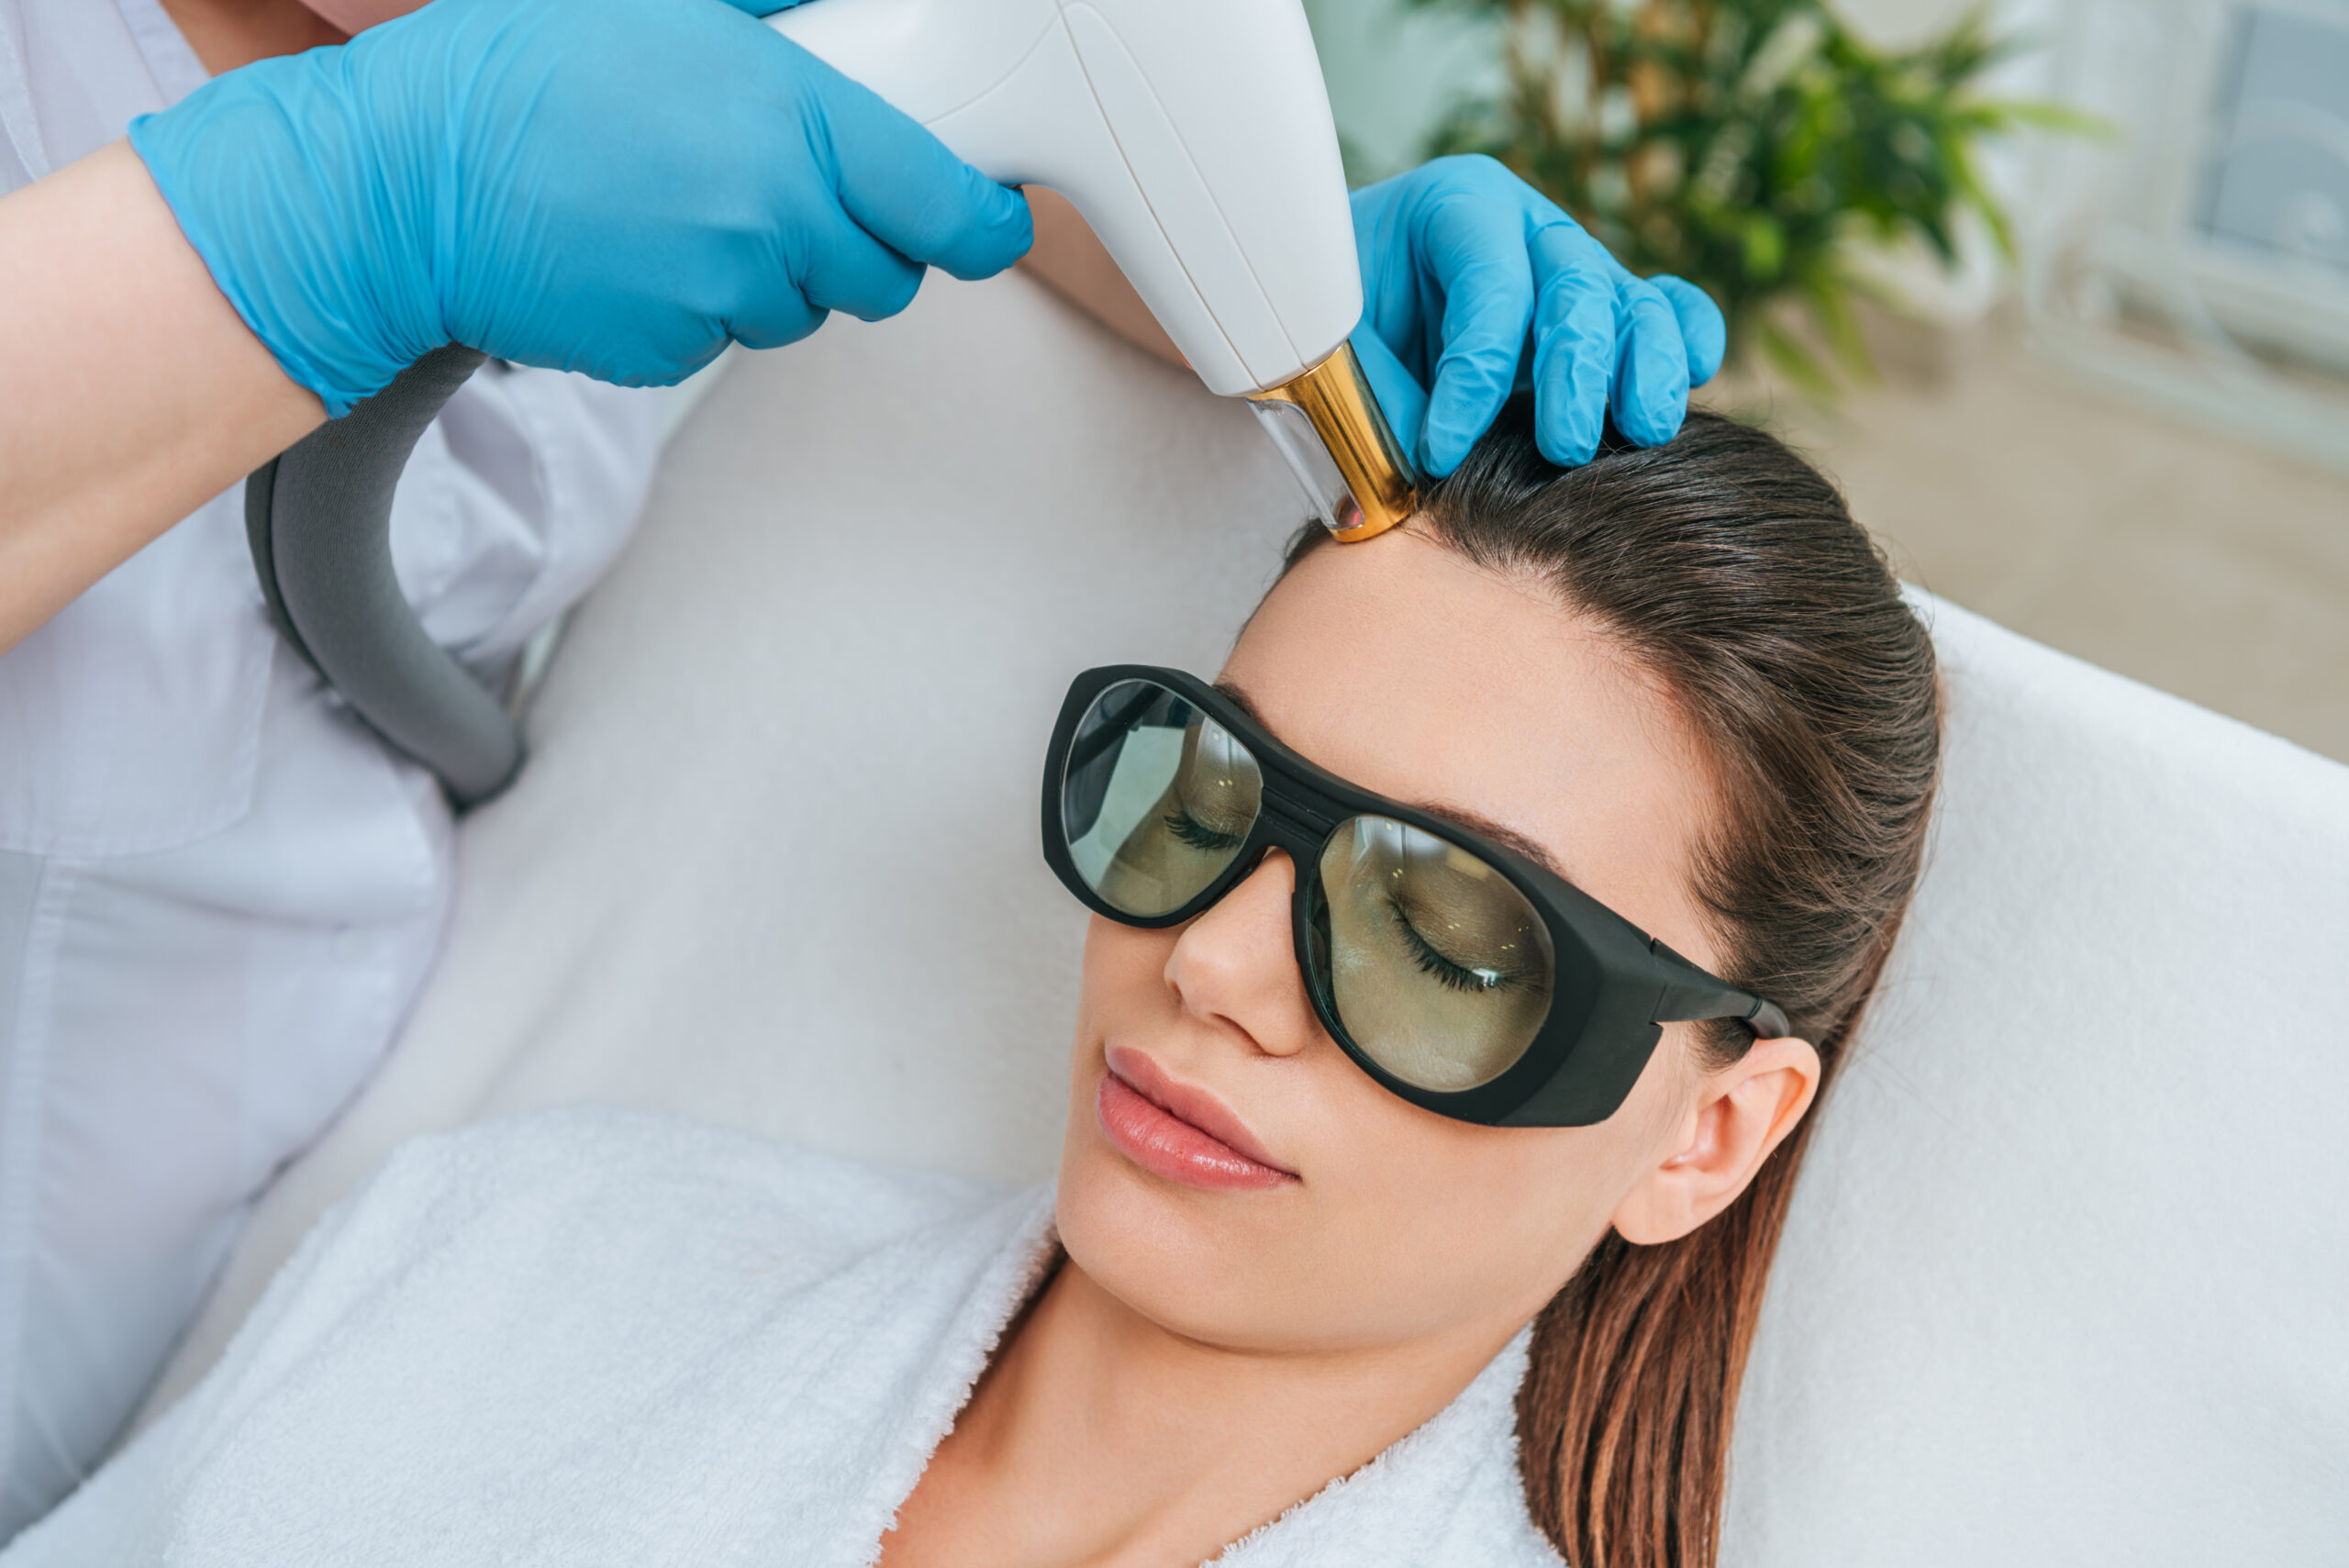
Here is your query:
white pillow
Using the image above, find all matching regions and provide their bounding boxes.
[151,272,2349,1567]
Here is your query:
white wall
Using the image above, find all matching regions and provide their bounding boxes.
[1299,0,1497,181]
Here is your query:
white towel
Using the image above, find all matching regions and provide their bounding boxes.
[10,1108,1559,1567]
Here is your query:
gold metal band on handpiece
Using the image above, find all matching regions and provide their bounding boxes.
[1248,341,1419,543]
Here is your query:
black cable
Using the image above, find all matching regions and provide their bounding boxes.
[243,344,521,806]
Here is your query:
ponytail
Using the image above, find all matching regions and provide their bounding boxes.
[1516,1076,1818,1568]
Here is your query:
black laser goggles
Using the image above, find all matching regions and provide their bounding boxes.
[1041,666,1791,1128]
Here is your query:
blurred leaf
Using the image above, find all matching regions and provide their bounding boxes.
[1756,316,1838,397]
[1801,261,1875,379]
[1742,211,1787,279]
[1984,99,2122,139]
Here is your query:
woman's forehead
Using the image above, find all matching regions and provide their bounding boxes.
[1220,528,1719,959]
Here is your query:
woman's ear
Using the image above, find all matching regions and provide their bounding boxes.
[1610,1034,1820,1246]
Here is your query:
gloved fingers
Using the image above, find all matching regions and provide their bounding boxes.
[795,206,928,322]
[1528,223,1620,467]
[1651,273,1727,388]
[1413,185,1539,477]
[1609,276,1691,449]
[725,286,829,352]
[1350,324,1430,480]
[808,63,1033,281]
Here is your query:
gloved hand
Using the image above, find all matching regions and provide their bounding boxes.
[1349,154,1728,475]
[128,0,1032,416]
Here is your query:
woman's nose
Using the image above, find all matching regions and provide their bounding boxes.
[1162,850,1322,1058]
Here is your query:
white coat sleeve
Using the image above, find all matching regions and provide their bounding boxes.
[0,1184,369,1565]
[0,1126,536,1566]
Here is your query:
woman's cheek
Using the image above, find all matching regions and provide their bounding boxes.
[1316,1097,1639,1336]
[1072,916,1171,1049]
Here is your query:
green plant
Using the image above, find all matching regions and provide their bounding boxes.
[1417,0,2086,392]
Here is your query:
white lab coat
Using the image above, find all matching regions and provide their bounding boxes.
[0,0,668,1535]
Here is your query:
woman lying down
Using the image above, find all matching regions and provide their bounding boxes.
[10,404,1939,1568]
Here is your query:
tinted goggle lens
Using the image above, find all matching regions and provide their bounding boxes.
[1060,680,1554,1092]
[1062,680,1264,917]
[1309,817,1553,1090]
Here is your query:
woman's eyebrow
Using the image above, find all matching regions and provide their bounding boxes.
[1408,804,1566,879]
[1211,679,1272,727]
[1212,679,1567,879]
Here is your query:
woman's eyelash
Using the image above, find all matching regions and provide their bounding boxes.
[1163,809,1246,852]
[1389,899,1517,995]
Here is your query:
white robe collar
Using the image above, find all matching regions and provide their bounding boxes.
[815,1184,1564,1568]
[7,1109,1563,1566]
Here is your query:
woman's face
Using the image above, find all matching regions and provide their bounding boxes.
[1053,528,1812,1359]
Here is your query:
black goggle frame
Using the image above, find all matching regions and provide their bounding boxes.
[1041,665,1792,1129]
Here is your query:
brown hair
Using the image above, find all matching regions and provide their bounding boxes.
[1283,404,1941,1568]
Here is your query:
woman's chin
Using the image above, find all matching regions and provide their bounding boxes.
[1052,1118,1325,1352]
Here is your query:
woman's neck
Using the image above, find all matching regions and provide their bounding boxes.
[880,1255,1520,1568]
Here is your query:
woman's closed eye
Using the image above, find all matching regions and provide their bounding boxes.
[1385,895,1542,996]
[1163,807,1248,853]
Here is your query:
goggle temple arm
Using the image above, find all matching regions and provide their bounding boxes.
[1646,939,1794,1041]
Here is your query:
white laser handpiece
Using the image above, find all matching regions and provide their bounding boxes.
[770,0,1418,540]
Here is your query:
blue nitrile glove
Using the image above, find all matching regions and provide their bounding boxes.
[128,0,1032,417]
[1349,155,1728,475]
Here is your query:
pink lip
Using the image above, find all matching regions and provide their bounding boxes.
[1097,1046,1297,1192]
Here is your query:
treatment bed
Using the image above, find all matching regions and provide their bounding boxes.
[147,269,2349,1563]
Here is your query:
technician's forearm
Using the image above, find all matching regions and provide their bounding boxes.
[1019,186,1186,372]
[0,141,322,653]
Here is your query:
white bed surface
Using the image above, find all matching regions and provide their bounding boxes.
[150,272,2349,1564]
